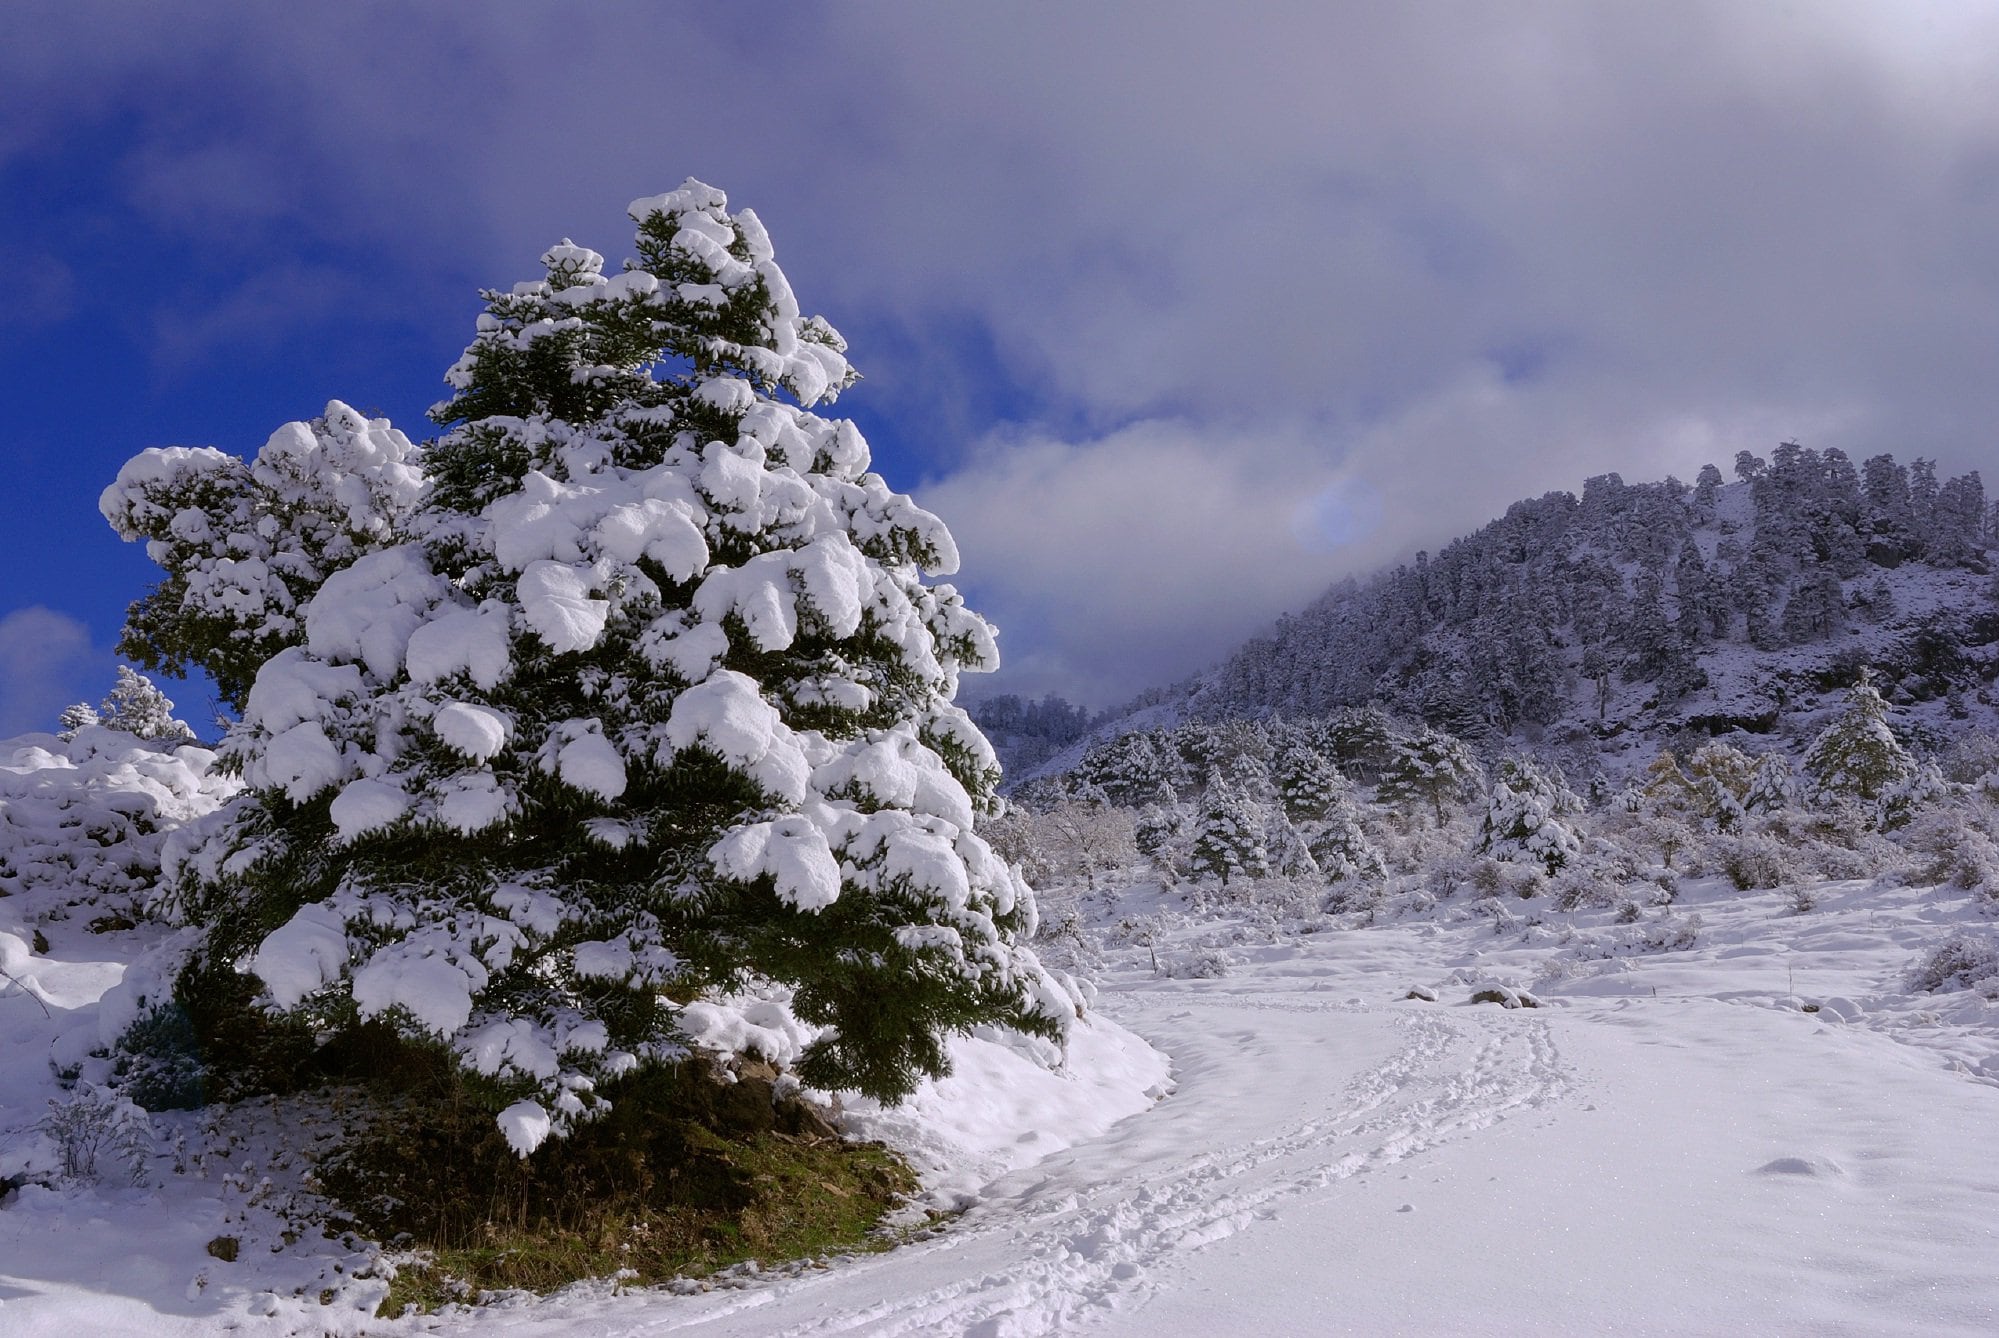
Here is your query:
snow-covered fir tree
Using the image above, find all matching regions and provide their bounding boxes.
[55,701,100,740]
[1074,730,1173,808]
[1273,739,1348,823]
[1133,802,1178,858]
[94,666,197,744]
[1742,751,1802,816]
[1480,756,1585,874]
[1306,795,1386,885]
[1188,780,1268,886]
[107,182,1075,1151]
[1376,728,1482,828]
[1803,668,1917,816]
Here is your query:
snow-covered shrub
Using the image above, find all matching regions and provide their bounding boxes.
[1032,906,1105,977]
[1624,911,1702,953]
[111,1002,209,1111]
[1470,897,1523,936]
[1107,912,1172,970]
[1565,911,1702,960]
[1879,762,1953,832]
[1633,813,1698,870]
[107,182,1075,1150]
[1908,931,1999,995]
[1897,808,1999,899]
[1781,883,1822,914]
[1685,742,1754,831]
[35,1083,155,1186]
[0,725,235,930]
[999,800,1136,892]
[1741,752,1801,817]
[1509,865,1549,899]
[1161,944,1239,979]
[1638,751,1702,818]
[1941,730,1999,785]
[1551,867,1623,912]
[1376,808,1465,876]
[1710,831,1793,891]
[1797,838,1883,882]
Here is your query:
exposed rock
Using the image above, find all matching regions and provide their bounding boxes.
[1470,986,1541,1009]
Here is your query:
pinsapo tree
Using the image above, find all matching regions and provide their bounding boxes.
[105,181,1075,1152]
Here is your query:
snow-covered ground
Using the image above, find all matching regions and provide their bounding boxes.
[10,852,1999,1335]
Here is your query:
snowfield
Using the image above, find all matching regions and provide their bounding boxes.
[8,855,1999,1335]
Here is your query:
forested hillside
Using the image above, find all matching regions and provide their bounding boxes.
[1131,448,1997,776]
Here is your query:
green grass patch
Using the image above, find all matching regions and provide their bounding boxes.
[311,1059,921,1317]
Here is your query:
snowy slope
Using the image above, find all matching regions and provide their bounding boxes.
[426,877,1997,1334]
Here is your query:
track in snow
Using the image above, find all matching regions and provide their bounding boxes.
[583,997,1572,1338]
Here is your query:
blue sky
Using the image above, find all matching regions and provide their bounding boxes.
[5,2,1999,733]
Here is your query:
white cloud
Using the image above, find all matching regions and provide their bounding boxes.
[0,608,109,738]
[927,420,1356,705]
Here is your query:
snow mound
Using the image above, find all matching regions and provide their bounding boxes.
[841,1014,1171,1213]
[1754,1155,1846,1177]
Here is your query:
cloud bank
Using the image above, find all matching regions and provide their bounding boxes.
[6,2,1999,705]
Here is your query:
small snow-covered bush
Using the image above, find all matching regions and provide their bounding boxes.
[1510,866,1549,900]
[1108,912,1172,971]
[1551,868,1621,912]
[1032,907,1104,976]
[1323,877,1385,917]
[1566,911,1702,960]
[36,1083,154,1186]
[1711,831,1792,891]
[1161,944,1238,979]
[1628,912,1702,953]
[1898,808,1999,898]
[1377,807,1473,876]
[1941,730,1999,786]
[1908,932,1999,995]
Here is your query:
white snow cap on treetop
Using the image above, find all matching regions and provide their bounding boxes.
[626,178,851,407]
